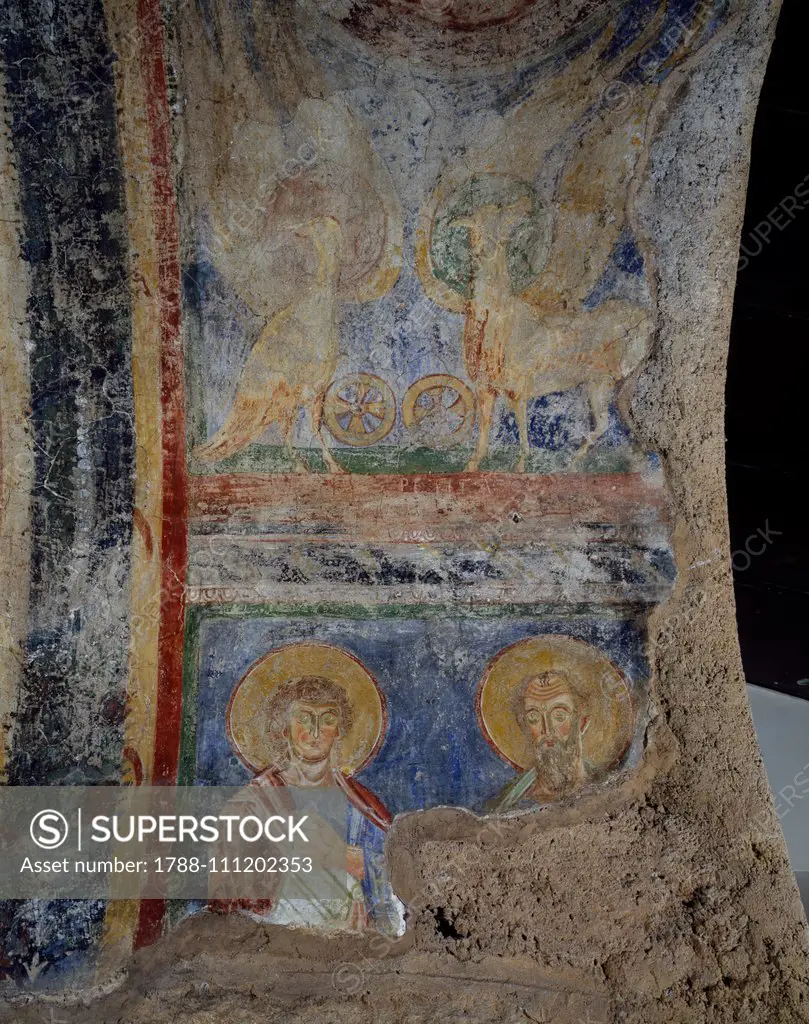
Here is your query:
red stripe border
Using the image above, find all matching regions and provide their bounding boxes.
[134,0,187,950]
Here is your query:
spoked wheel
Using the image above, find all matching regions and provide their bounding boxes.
[323,373,397,447]
[402,374,476,447]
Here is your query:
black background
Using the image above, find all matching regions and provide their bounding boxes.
[727,0,809,701]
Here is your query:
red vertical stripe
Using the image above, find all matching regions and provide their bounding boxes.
[133,0,187,950]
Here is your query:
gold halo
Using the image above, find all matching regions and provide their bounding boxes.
[226,643,387,776]
[476,635,635,772]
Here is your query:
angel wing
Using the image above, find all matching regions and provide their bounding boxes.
[179,2,403,319]
[417,1,726,316]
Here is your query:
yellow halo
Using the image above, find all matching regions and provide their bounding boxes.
[476,635,636,772]
[226,643,386,776]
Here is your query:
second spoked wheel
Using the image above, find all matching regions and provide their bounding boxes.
[402,374,476,447]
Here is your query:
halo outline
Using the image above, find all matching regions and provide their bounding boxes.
[225,641,388,776]
[475,634,635,772]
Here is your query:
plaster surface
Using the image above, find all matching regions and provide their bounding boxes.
[1,1,807,1021]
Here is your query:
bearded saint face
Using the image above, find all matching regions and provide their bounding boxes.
[521,671,590,794]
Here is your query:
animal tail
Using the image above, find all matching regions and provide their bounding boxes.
[192,378,291,463]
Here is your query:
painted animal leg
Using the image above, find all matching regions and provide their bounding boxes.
[466,389,495,472]
[280,394,308,474]
[515,396,530,473]
[310,390,344,474]
[571,378,613,467]
[193,373,288,463]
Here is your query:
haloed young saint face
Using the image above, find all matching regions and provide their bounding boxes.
[285,701,341,763]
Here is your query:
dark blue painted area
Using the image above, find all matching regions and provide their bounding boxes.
[495,392,636,453]
[648,546,678,585]
[0,0,133,985]
[192,614,647,814]
[584,229,649,310]
[497,398,574,451]
[0,899,107,984]
[502,0,728,112]
[492,45,585,116]
[620,0,730,86]
[601,0,661,63]
[613,232,646,277]
[1,0,134,785]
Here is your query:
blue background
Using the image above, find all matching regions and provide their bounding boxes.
[191,611,647,814]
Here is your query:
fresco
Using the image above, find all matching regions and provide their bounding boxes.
[181,0,726,476]
[477,635,635,811]
[208,644,404,935]
[177,609,649,933]
[0,0,731,988]
[169,0,733,940]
